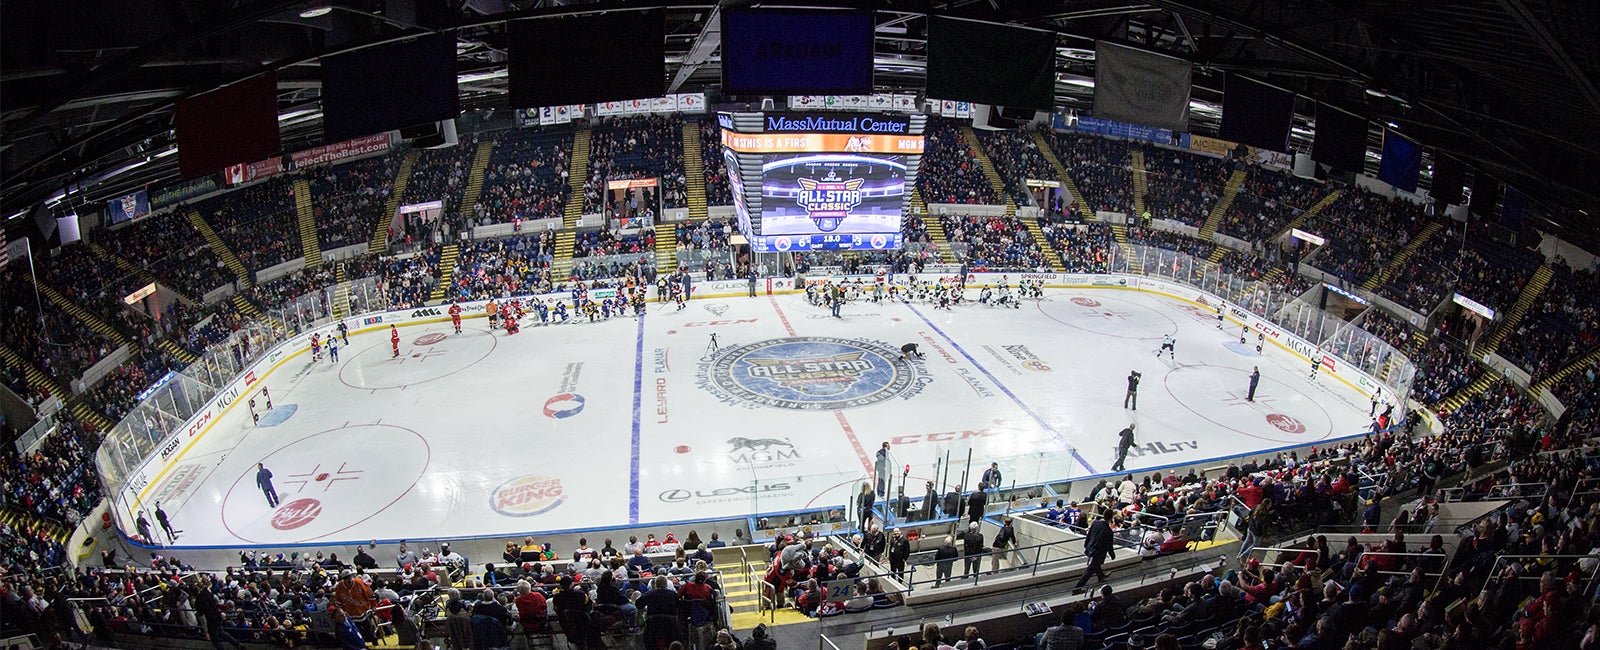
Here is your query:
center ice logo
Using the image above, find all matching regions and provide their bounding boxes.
[698,337,928,411]
[796,170,864,232]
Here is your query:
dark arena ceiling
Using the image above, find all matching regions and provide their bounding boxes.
[2,0,1596,244]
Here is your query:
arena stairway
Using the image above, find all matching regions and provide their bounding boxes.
[369,151,419,253]
[0,343,113,432]
[1436,371,1496,413]
[0,507,71,547]
[156,339,199,366]
[1130,148,1148,220]
[1476,262,1553,357]
[294,179,321,268]
[563,126,592,229]
[85,240,166,296]
[716,555,811,628]
[1197,168,1248,242]
[1532,345,1600,393]
[1109,223,1144,274]
[682,122,709,221]
[229,293,263,319]
[457,139,495,225]
[427,243,460,303]
[1031,130,1097,222]
[550,230,577,280]
[1257,189,1343,285]
[960,125,1017,217]
[185,211,251,288]
[923,207,956,263]
[1363,221,1443,292]
[1027,219,1068,272]
[332,262,352,319]
[655,224,680,275]
[25,276,130,348]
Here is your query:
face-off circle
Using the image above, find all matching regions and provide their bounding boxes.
[1071,297,1102,307]
[1163,365,1336,443]
[1039,294,1178,340]
[698,337,928,411]
[414,333,448,346]
[222,424,430,544]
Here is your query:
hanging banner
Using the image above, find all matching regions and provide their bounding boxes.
[676,93,706,113]
[893,94,918,111]
[652,96,675,112]
[940,100,956,117]
[955,102,972,118]
[289,133,390,169]
[149,174,222,210]
[107,190,152,224]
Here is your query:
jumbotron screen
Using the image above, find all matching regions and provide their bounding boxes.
[719,111,925,252]
[761,153,905,246]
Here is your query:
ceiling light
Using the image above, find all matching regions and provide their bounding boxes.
[299,5,333,18]
[1386,121,1399,129]
[1365,88,1387,98]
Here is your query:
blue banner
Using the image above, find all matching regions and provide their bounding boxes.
[150,174,221,210]
[1377,131,1420,193]
[1066,116,1175,145]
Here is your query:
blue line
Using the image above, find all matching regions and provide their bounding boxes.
[629,314,646,524]
[905,304,1100,476]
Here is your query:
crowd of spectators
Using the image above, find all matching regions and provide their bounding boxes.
[344,247,442,310]
[939,215,1048,271]
[199,177,300,272]
[403,135,480,232]
[91,350,180,422]
[1409,339,1479,406]
[1500,264,1600,379]
[1040,221,1116,273]
[472,128,571,227]
[583,115,687,216]
[1,269,118,382]
[1450,240,1540,314]
[1126,225,1214,260]
[1044,132,1132,214]
[1140,146,1231,227]
[0,415,102,525]
[976,128,1057,206]
[1301,192,1430,286]
[99,211,235,299]
[445,234,554,300]
[674,219,732,255]
[308,154,400,251]
[918,118,998,205]
[1356,308,1418,353]
[34,245,146,340]
[573,229,654,260]
[698,118,734,207]
[1219,166,1327,243]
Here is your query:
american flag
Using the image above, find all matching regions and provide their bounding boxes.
[0,237,25,270]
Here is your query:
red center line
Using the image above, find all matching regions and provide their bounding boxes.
[834,410,875,476]
[767,296,798,336]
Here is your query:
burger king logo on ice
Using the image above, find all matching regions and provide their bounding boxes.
[491,475,567,517]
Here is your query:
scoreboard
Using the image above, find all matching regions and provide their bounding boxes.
[719,112,925,252]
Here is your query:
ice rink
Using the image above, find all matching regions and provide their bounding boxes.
[137,286,1377,547]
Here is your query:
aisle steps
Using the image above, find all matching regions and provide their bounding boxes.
[1197,169,1247,241]
[1478,263,1554,357]
[185,211,251,287]
[457,140,496,224]
[1031,130,1095,220]
[960,126,1016,217]
[369,151,419,253]
[427,244,460,303]
[1130,149,1148,219]
[294,179,321,268]
[681,122,709,221]
[1364,221,1443,292]
[563,127,593,228]
[1026,219,1068,272]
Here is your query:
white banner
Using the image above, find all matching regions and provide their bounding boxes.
[651,96,675,112]
[1094,41,1193,132]
[893,94,918,111]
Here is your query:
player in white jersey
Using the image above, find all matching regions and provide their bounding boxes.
[1157,334,1175,360]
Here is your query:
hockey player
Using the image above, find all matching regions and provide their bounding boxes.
[553,301,569,322]
[327,337,339,363]
[674,285,687,311]
[600,299,613,319]
[535,299,550,325]
[486,299,500,330]
[979,286,994,305]
[873,282,885,303]
[1157,334,1175,360]
[505,310,521,335]
[310,333,322,361]
[449,302,463,333]
[1216,304,1225,329]
[936,288,952,310]
[390,325,401,358]
[1308,350,1323,380]
[337,321,349,345]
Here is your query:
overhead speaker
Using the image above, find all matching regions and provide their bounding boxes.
[400,119,458,149]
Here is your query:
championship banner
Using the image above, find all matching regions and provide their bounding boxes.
[676,93,706,113]
[893,94,918,111]
[955,102,971,118]
[651,97,675,112]
[721,131,925,155]
[107,190,152,224]
[290,133,390,169]
[597,101,624,116]
[940,100,956,117]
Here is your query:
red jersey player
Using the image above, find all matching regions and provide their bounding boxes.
[448,302,463,333]
[390,325,400,358]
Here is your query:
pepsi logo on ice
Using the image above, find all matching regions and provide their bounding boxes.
[491,475,567,517]
[542,393,586,419]
[271,498,322,531]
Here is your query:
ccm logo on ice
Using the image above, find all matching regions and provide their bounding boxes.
[543,393,586,419]
[491,475,567,517]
